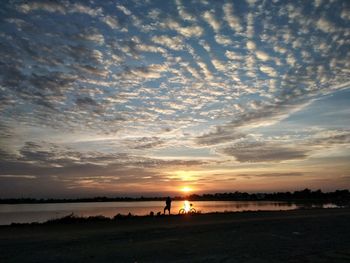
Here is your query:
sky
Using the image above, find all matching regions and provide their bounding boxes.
[0,0,349,198]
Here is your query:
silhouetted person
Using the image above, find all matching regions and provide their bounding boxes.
[164,196,172,215]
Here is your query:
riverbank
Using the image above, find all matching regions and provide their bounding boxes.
[1,208,350,262]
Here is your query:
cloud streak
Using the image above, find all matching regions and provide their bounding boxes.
[219,141,309,163]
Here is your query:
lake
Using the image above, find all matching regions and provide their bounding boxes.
[0,200,339,225]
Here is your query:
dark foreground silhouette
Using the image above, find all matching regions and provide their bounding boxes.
[1,208,350,262]
[164,196,172,214]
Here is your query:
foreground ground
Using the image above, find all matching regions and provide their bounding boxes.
[0,208,350,262]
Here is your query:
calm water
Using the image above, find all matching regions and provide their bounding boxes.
[0,201,339,225]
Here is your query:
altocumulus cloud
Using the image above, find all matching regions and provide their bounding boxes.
[0,0,349,196]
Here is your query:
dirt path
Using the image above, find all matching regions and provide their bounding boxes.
[1,208,350,262]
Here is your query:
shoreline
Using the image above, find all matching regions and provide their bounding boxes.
[1,189,349,204]
[1,203,348,227]
[1,208,350,262]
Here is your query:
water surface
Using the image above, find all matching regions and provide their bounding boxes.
[0,201,339,225]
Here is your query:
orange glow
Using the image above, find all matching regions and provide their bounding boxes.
[181,186,192,193]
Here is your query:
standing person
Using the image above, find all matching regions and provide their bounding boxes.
[164,196,172,215]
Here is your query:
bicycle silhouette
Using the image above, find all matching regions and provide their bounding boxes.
[178,200,196,214]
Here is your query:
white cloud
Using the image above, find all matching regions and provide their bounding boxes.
[259,65,277,77]
[197,61,213,79]
[164,19,203,38]
[246,13,255,38]
[246,40,256,50]
[225,50,242,60]
[313,0,322,8]
[18,2,105,17]
[202,11,221,32]
[152,35,184,50]
[0,175,37,179]
[340,9,350,20]
[126,64,168,79]
[91,50,104,63]
[286,4,302,21]
[101,16,120,29]
[4,18,27,29]
[178,25,204,38]
[199,40,211,52]
[116,4,132,15]
[17,2,66,14]
[286,54,296,67]
[185,65,201,79]
[211,58,226,72]
[148,9,161,20]
[246,0,258,7]
[273,45,287,54]
[70,4,102,17]
[315,41,331,53]
[175,0,196,21]
[136,44,166,54]
[246,55,256,72]
[282,30,293,43]
[268,79,277,92]
[223,3,242,33]
[256,50,270,61]
[215,35,232,46]
[83,33,105,45]
[316,17,336,33]
[248,100,261,110]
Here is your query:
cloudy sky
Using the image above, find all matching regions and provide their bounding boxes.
[0,0,349,198]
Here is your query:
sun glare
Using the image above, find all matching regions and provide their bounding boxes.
[183,200,191,212]
[181,186,192,193]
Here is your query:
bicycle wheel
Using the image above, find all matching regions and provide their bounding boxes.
[190,208,196,214]
[178,208,186,214]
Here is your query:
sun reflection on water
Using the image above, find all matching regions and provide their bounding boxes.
[183,200,191,213]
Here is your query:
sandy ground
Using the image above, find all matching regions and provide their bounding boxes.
[0,208,350,263]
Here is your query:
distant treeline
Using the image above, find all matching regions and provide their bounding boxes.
[184,189,350,204]
[1,189,349,204]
